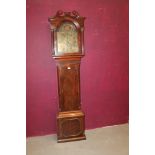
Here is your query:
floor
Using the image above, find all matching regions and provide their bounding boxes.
[27,123,128,155]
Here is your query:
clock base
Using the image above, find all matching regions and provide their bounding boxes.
[57,110,86,143]
[57,134,86,143]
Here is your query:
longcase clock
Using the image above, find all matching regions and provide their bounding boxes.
[48,10,86,143]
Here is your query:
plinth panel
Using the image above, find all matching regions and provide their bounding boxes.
[57,111,86,142]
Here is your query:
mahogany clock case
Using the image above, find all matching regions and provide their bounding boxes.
[48,10,86,143]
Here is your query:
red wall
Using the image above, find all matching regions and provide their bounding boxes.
[26,0,129,137]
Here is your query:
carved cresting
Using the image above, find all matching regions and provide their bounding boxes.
[48,11,86,143]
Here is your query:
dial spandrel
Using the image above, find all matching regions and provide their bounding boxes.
[57,22,79,54]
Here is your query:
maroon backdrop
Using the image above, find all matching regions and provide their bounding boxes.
[26,0,129,137]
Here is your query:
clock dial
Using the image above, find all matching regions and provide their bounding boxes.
[57,22,79,54]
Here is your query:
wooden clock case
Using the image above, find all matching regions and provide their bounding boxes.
[48,10,86,143]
